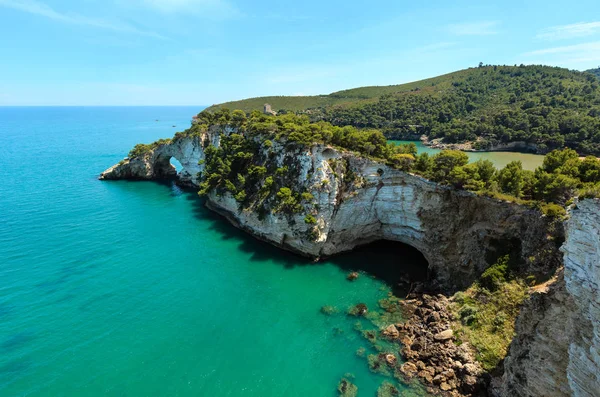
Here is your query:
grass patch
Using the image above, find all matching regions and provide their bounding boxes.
[451,257,529,371]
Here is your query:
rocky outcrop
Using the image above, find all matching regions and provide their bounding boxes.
[101,131,561,291]
[497,199,600,396]
[397,294,486,396]
[100,130,221,187]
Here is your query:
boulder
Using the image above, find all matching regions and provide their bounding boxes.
[434,329,453,341]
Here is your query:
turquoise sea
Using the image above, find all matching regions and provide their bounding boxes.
[0,107,429,396]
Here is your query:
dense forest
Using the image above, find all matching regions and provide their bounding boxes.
[209,65,600,156]
[166,110,600,219]
[587,68,600,78]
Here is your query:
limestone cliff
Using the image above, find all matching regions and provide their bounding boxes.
[498,199,600,397]
[101,131,561,291]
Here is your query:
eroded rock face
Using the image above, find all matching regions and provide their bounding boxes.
[498,199,600,397]
[100,133,561,291]
[100,130,220,187]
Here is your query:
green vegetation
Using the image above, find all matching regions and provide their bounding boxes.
[209,65,600,155]
[186,109,600,217]
[587,68,600,78]
[128,138,172,158]
[452,256,529,371]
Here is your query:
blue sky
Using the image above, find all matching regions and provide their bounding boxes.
[1,0,600,105]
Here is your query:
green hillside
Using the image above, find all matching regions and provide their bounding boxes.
[206,65,600,155]
[207,69,471,113]
[587,68,600,78]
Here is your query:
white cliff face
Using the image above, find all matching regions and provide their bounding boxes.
[499,199,600,397]
[102,135,560,289]
[563,200,600,397]
[200,142,559,290]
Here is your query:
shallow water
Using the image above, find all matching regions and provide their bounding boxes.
[0,107,428,396]
[390,140,545,171]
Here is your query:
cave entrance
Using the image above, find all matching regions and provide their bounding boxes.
[329,240,429,297]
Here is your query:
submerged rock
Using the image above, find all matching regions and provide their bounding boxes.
[320,305,338,315]
[346,272,360,281]
[337,377,358,397]
[348,303,368,317]
[381,324,400,339]
[377,381,400,397]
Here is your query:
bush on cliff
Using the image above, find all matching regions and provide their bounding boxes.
[480,255,509,292]
[128,138,172,158]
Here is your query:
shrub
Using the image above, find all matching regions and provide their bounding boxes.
[304,214,317,224]
[480,255,509,292]
[388,153,415,171]
[540,203,566,218]
[459,304,478,326]
[301,192,314,202]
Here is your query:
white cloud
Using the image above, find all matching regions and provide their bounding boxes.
[446,21,499,36]
[537,22,600,41]
[0,0,166,38]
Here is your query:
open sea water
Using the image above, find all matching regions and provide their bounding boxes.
[0,107,429,396]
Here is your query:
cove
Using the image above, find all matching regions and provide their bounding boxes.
[389,140,545,171]
[0,107,429,396]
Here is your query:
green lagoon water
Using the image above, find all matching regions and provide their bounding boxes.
[389,140,545,171]
[0,107,429,396]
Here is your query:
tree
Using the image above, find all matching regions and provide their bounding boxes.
[431,150,469,184]
[231,110,247,126]
[449,164,485,191]
[496,161,524,197]
[414,153,433,175]
[389,153,415,171]
[473,159,496,188]
[543,174,579,205]
[542,148,579,173]
[579,156,600,183]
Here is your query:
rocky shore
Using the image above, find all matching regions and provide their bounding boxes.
[385,293,486,397]
[421,136,540,154]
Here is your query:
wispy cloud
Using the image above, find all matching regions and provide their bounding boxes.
[126,0,239,17]
[525,41,600,56]
[0,0,166,38]
[537,22,600,41]
[523,41,600,68]
[446,21,499,36]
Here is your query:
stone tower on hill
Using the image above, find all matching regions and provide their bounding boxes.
[263,104,276,116]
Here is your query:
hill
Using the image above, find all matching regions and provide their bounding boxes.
[207,65,600,155]
[586,68,600,78]
[206,69,474,113]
